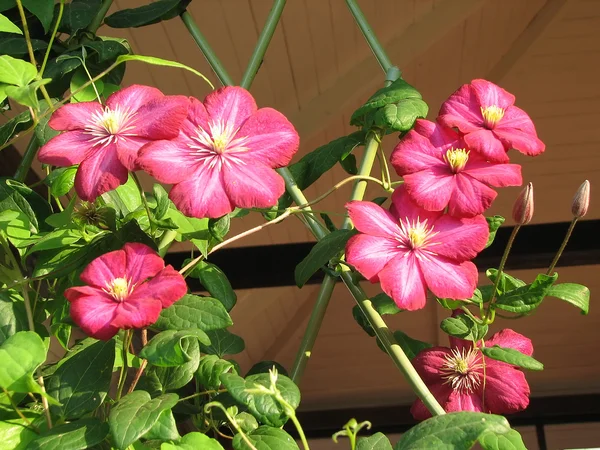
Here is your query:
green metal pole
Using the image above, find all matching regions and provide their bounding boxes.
[240,0,287,89]
[180,11,235,86]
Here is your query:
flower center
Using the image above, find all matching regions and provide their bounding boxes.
[189,120,251,171]
[105,277,132,302]
[86,105,137,147]
[398,217,439,253]
[480,105,505,129]
[444,148,469,173]
[440,348,484,393]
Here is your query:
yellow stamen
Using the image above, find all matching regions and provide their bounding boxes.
[480,105,505,128]
[440,348,484,393]
[106,277,131,302]
[444,148,470,173]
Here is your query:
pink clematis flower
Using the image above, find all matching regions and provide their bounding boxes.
[438,79,545,163]
[64,243,187,340]
[136,86,300,219]
[38,85,189,201]
[391,120,523,217]
[345,187,488,310]
[411,329,533,420]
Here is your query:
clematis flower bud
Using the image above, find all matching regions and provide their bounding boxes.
[571,180,590,218]
[512,182,534,225]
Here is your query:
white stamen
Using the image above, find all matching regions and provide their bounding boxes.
[84,105,137,147]
[440,347,484,393]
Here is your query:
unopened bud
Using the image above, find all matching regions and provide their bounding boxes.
[571,180,590,218]
[512,183,534,225]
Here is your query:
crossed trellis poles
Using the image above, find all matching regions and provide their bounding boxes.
[178,0,445,417]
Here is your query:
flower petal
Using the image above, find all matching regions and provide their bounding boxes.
[222,161,285,209]
[463,160,522,187]
[130,95,190,140]
[345,234,401,282]
[403,169,455,212]
[420,257,478,300]
[379,253,428,311]
[438,84,485,132]
[412,347,453,383]
[235,107,299,167]
[391,128,448,175]
[123,243,164,286]
[464,129,510,163]
[136,139,199,185]
[432,214,489,260]
[182,97,210,133]
[346,200,400,238]
[471,79,515,109]
[67,291,119,340]
[414,119,463,149]
[74,143,128,202]
[48,102,104,131]
[445,390,484,413]
[106,84,163,113]
[128,265,187,309]
[80,247,126,288]
[389,185,442,225]
[204,86,257,131]
[169,166,233,219]
[116,136,151,171]
[410,383,453,421]
[486,329,533,356]
[483,361,530,414]
[493,107,545,157]
[447,174,498,218]
[38,131,94,166]
[111,296,162,330]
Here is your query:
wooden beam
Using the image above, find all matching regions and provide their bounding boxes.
[487,0,570,82]
[287,0,488,139]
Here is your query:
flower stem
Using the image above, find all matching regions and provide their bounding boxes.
[15,0,37,68]
[131,173,154,234]
[87,0,114,33]
[180,11,234,86]
[1,387,38,432]
[546,217,578,275]
[116,330,132,401]
[14,137,39,182]
[40,0,65,80]
[240,0,287,89]
[204,402,258,450]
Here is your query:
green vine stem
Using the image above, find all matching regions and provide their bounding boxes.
[180,11,234,86]
[14,138,39,182]
[87,0,114,34]
[204,402,258,450]
[546,217,578,275]
[40,0,65,81]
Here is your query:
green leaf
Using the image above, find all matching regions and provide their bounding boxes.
[0,13,22,34]
[246,361,288,378]
[5,78,51,109]
[25,228,82,256]
[340,153,358,174]
[485,216,505,248]
[192,261,237,311]
[394,412,512,450]
[373,98,428,132]
[148,338,200,391]
[478,428,526,450]
[232,426,299,450]
[101,174,142,217]
[0,289,27,344]
[59,0,102,34]
[0,409,41,450]
[221,373,300,428]
[278,131,366,210]
[235,411,259,434]
[486,269,526,295]
[201,329,245,358]
[105,0,191,28]
[370,293,402,315]
[83,38,130,63]
[45,166,77,197]
[162,432,225,450]
[0,209,31,248]
[376,330,432,360]
[25,418,109,450]
[109,391,178,450]
[144,409,180,441]
[140,329,211,367]
[495,273,558,313]
[0,36,46,59]
[547,282,590,314]
[481,345,543,371]
[208,213,231,242]
[152,184,170,220]
[294,229,356,287]
[46,339,115,419]
[70,68,104,103]
[440,315,488,342]
[0,55,36,86]
[34,100,60,146]
[155,294,233,332]
[115,54,212,87]
[0,109,31,146]
[196,354,235,390]
[22,0,54,33]
[357,433,393,450]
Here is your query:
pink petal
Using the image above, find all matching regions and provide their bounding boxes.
[181,97,210,134]
[106,84,163,113]
[222,161,285,209]
[412,347,453,383]
[464,129,510,163]
[462,160,522,187]
[111,296,162,330]
[136,139,199,185]
[389,186,442,225]
[493,127,545,157]
[414,119,463,149]
[169,167,233,219]
[38,131,93,166]
[390,128,448,175]
[410,383,453,421]
[445,390,484,413]
[432,214,489,260]
[48,102,104,131]
[471,79,515,109]
[130,95,190,140]
[438,84,484,133]
[346,201,400,238]
[235,108,299,168]
[67,291,120,340]
[116,136,151,171]
[497,105,536,133]
[420,257,478,300]
[449,336,474,352]
[378,253,428,311]
[204,86,257,131]
[123,243,164,286]
[74,144,128,202]
[80,247,126,288]
[483,361,530,414]
[128,265,187,309]
[486,329,533,356]
[403,169,455,212]
[345,234,400,282]
[447,174,498,218]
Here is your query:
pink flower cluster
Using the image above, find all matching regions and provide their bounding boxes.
[346,79,544,311]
